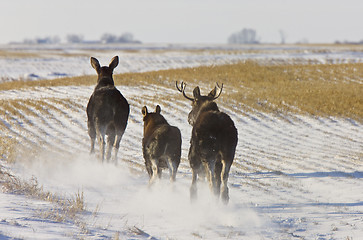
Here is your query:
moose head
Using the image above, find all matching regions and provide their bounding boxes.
[91,56,119,86]
[142,105,168,135]
[176,82,223,125]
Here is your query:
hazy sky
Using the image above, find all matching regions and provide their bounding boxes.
[1,0,362,44]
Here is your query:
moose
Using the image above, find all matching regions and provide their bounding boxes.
[142,105,182,184]
[176,82,238,204]
[86,56,129,163]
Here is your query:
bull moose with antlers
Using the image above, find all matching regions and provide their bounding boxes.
[176,82,238,204]
[142,105,182,184]
[87,56,129,163]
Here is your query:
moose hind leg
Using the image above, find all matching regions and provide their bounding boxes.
[106,131,115,162]
[215,160,222,197]
[149,159,159,185]
[166,157,177,182]
[190,169,198,202]
[203,160,218,197]
[88,121,96,154]
[113,130,124,164]
[221,160,232,204]
[96,126,106,162]
[98,134,105,161]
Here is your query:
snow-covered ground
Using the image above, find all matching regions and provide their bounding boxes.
[1,43,363,82]
[0,44,362,239]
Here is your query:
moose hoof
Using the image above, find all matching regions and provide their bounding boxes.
[190,186,197,203]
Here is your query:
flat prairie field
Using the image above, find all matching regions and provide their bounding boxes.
[0,44,362,239]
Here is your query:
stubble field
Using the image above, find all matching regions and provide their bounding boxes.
[0,43,362,239]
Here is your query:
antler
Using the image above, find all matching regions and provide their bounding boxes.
[176,81,194,101]
[212,82,224,100]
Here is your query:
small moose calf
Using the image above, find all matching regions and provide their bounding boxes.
[142,105,182,184]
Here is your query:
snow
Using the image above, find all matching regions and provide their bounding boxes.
[0,44,362,239]
[1,43,363,82]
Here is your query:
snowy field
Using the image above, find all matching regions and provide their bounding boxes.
[1,43,363,82]
[0,44,362,239]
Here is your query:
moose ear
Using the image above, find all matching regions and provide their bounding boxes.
[90,57,100,73]
[109,56,119,70]
[155,105,161,114]
[208,87,217,98]
[193,87,201,99]
[142,106,148,117]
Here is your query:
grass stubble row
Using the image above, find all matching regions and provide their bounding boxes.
[1,61,362,165]
[1,61,361,121]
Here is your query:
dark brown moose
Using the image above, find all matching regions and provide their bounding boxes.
[176,82,238,204]
[86,56,129,163]
[142,105,182,184]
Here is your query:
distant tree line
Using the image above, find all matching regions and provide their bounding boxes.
[17,32,141,45]
[23,36,61,44]
[228,28,260,44]
[99,32,141,44]
[228,28,363,45]
[335,40,363,45]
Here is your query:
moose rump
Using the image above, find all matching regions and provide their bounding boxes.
[142,105,181,184]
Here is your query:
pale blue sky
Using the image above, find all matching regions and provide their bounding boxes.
[0,0,362,44]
